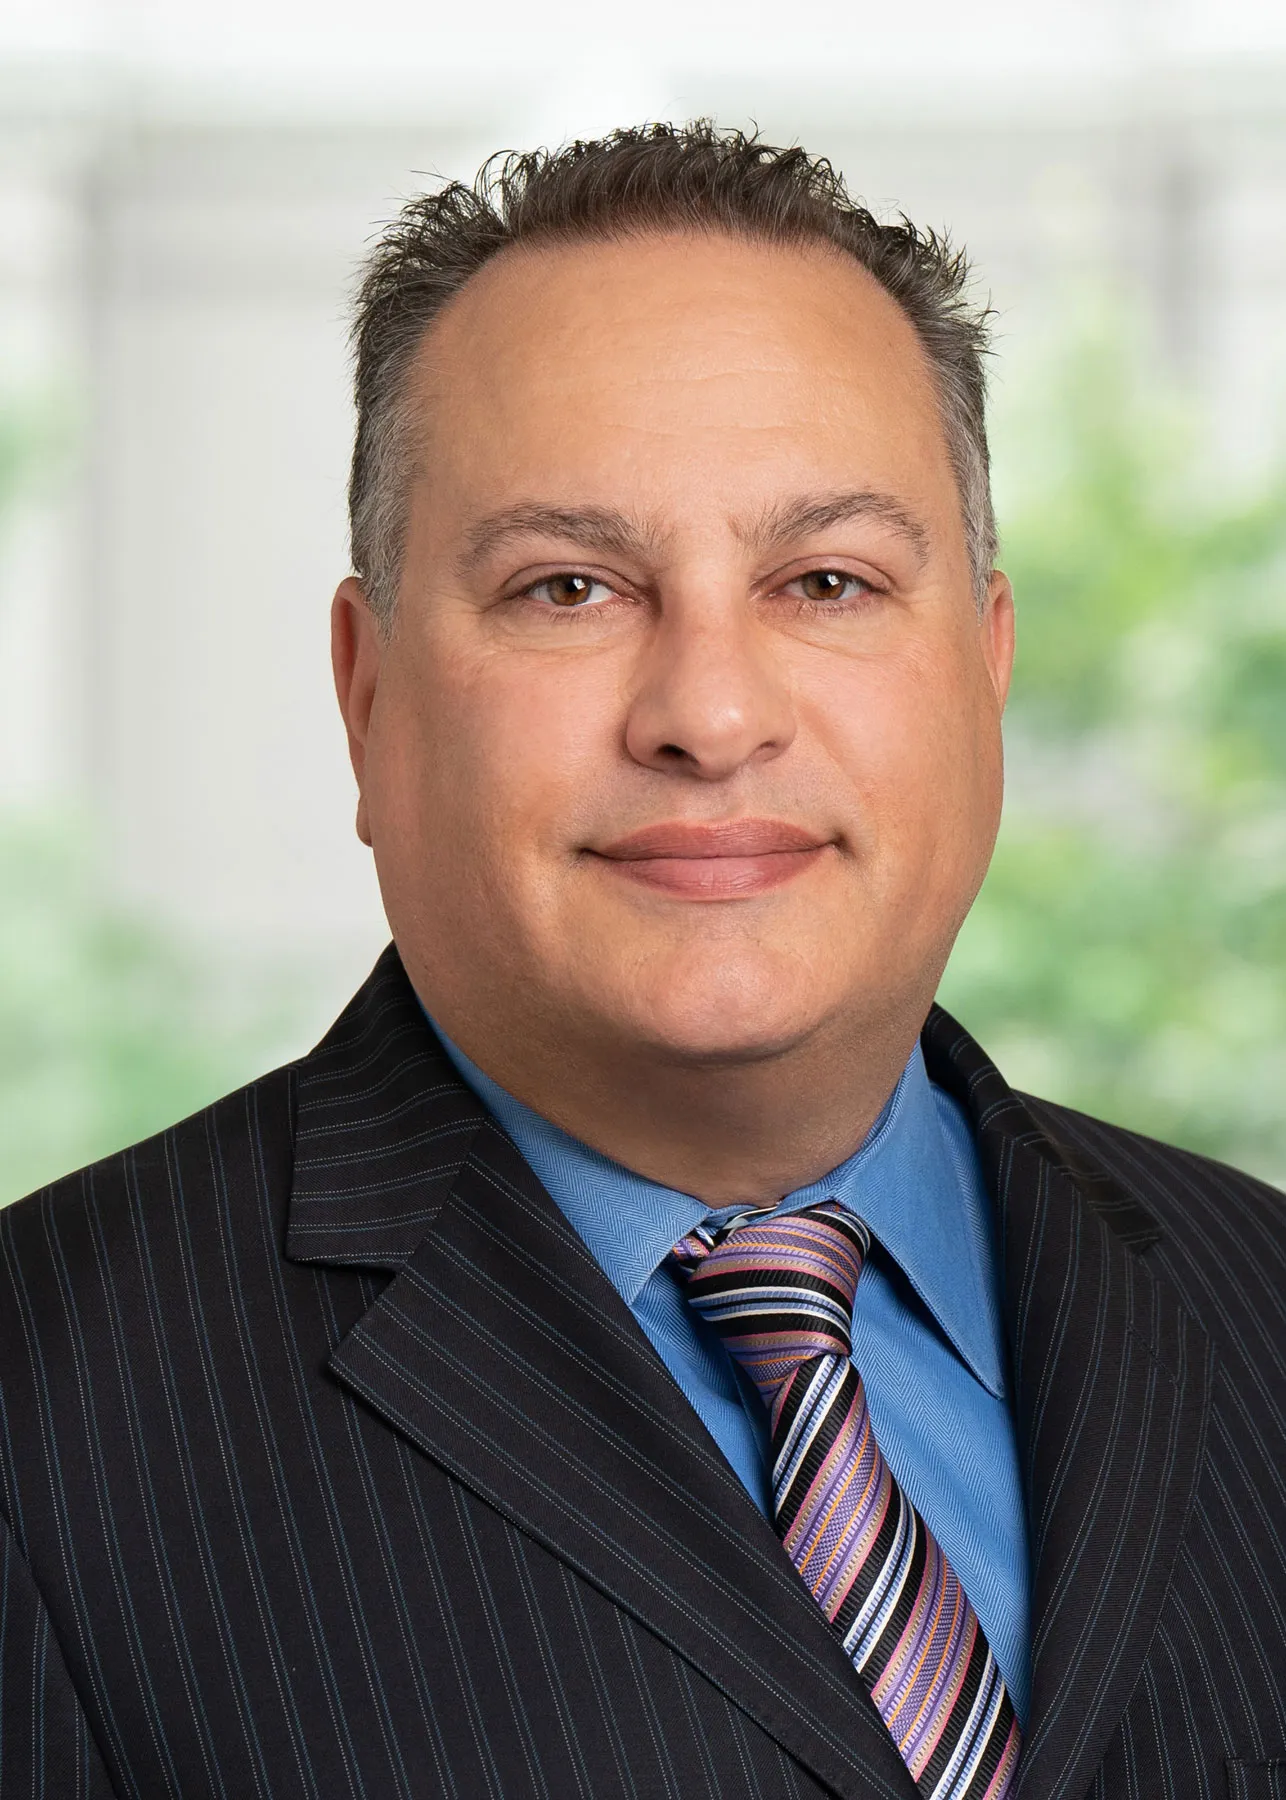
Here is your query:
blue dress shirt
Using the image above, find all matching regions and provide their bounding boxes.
[430,1021,1031,1722]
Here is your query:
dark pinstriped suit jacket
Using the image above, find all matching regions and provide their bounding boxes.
[2,945,1284,1800]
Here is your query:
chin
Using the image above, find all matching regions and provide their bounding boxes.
[603,946,839,1067]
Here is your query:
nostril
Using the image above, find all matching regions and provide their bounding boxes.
[657,743,689,761]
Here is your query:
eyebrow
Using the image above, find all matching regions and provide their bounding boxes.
[734,490,930,564]
[457,504,662,575]
[456,488,929,576]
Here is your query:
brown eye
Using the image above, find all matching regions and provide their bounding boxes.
[548,575,592,606]
[528,574,610,608]
[797,570,864,604]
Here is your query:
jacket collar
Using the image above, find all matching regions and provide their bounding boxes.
[288,950,1212,1800]
[287,944,491,1269]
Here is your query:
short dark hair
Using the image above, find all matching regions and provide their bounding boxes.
[349,121,996,624]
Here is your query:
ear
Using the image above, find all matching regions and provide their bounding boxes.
[331,576,385,848]
[980,567,1015,711]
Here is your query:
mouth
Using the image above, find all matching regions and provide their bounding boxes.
[588,819,835,900]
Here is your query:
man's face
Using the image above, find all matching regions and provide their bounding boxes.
[335,231,1013,1071]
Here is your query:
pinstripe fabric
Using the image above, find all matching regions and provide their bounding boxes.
[921,1012,1286,1800]
[0,943,1282,1799]
[673,1205,1021,1799]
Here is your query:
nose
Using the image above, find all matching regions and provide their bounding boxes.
[623,595,796,780]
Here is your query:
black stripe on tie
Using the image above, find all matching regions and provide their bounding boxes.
[864,1508,929,1676]
[951,1671,1014,1800]
[773,1365,854,1536]
[697,1303,846,1330]
[772,1360,860,1538]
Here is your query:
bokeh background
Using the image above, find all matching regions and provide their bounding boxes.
[3,0,1286,1204]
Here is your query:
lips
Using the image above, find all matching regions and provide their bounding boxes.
[591,818,833,899]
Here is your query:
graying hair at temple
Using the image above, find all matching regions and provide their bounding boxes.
[348,120,998,626]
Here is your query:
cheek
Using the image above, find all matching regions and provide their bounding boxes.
[476,662,626,854]
[371,645,622,872]
[810,644,1001,872]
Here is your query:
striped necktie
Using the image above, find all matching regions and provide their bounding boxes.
[671,1201,1021,1800]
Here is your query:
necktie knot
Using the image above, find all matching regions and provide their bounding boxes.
[670,1201,870,1410]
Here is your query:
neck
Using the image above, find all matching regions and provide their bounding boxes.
[427,995,929,1208]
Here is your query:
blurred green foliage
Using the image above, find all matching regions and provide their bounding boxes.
[940,327,1286,1182]
[1,318,1285,1204]
[0,823,303,1203]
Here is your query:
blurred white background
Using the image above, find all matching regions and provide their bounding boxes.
[2,0,1285,1198]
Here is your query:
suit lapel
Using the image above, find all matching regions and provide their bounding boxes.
[923,1008,1214,1800]
[290,948,917,1800]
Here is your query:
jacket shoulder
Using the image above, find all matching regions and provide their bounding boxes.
[3,1061,297,1252]
[0,1065,298,1415]
[1020,1091,1284,1222]
[1020,1092,1286,1353]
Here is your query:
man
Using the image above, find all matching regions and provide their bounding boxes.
[1,123,1283,1800]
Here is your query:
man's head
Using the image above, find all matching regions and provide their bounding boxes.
[332,123,1014,1155]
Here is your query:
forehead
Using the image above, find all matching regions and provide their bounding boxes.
[407,230,955,523]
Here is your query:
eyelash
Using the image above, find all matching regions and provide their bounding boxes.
[517,570,880,617]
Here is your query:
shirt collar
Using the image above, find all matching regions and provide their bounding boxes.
[807,1047,1007,1397]
[428,1016,1006,1400]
